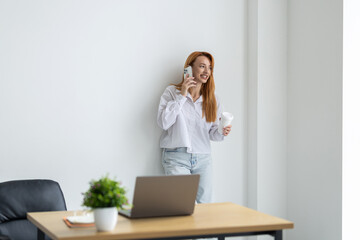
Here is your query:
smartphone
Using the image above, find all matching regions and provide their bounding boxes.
[184,66,193,79]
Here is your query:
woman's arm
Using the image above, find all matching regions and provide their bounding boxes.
[209,120,225,141]
[157,87,187,130]
[209,96,225,141]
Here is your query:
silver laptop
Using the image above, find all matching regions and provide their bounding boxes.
[119,175,200,219]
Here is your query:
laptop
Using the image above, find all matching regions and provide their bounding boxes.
[118,175,200,219]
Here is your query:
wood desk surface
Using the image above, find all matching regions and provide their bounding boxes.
[27,202,294,240]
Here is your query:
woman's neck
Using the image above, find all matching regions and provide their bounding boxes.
[189,84,202,101]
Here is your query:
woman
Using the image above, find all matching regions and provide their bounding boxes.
[157,51,232,203]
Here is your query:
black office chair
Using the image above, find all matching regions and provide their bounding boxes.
[0,235,10,240]
[0,179,67,240]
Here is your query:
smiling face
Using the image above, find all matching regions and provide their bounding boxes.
[191,56,212,84]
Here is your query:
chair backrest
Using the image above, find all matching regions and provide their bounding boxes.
[0,179,67,240]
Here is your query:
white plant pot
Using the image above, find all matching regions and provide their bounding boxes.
[93,207,118,231]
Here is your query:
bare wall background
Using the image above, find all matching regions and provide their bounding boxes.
[0,0,247,210]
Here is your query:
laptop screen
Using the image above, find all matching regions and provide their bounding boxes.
[123,175,200,218]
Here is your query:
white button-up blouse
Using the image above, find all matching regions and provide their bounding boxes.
[157,85,224,154]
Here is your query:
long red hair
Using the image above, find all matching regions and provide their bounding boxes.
[174,51,217,122]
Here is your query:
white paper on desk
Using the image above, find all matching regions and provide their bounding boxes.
[67,214,94,224]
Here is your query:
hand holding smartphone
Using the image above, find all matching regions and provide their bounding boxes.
[184,66,193,79]
[181,66,196,97]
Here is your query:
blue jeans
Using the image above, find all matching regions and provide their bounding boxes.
[162,147,212,203]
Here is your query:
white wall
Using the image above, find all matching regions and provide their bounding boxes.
[287,0,342,240]
[247,0,288,215]
[0,0,247,210]
[248,1,343,239]
[343,0,360,239]
[248,1,287,239]
[257,0,288,218]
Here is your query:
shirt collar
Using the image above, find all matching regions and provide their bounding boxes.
[196,95,203,103]
[175,88,203,103]
[187,93,203,103]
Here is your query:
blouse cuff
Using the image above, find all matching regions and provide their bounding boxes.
[175,93,187,106]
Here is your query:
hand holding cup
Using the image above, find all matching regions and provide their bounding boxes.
[218,112,234,135]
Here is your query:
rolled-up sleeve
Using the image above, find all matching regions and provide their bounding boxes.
[157,86,187,130]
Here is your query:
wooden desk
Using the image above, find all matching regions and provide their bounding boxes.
[27,202,293,240]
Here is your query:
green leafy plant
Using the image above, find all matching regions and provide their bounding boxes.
[82,175,129,209]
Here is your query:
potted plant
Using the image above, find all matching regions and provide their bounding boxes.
[82,175,129,231]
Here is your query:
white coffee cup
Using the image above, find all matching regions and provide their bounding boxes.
[218,112,234,134]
